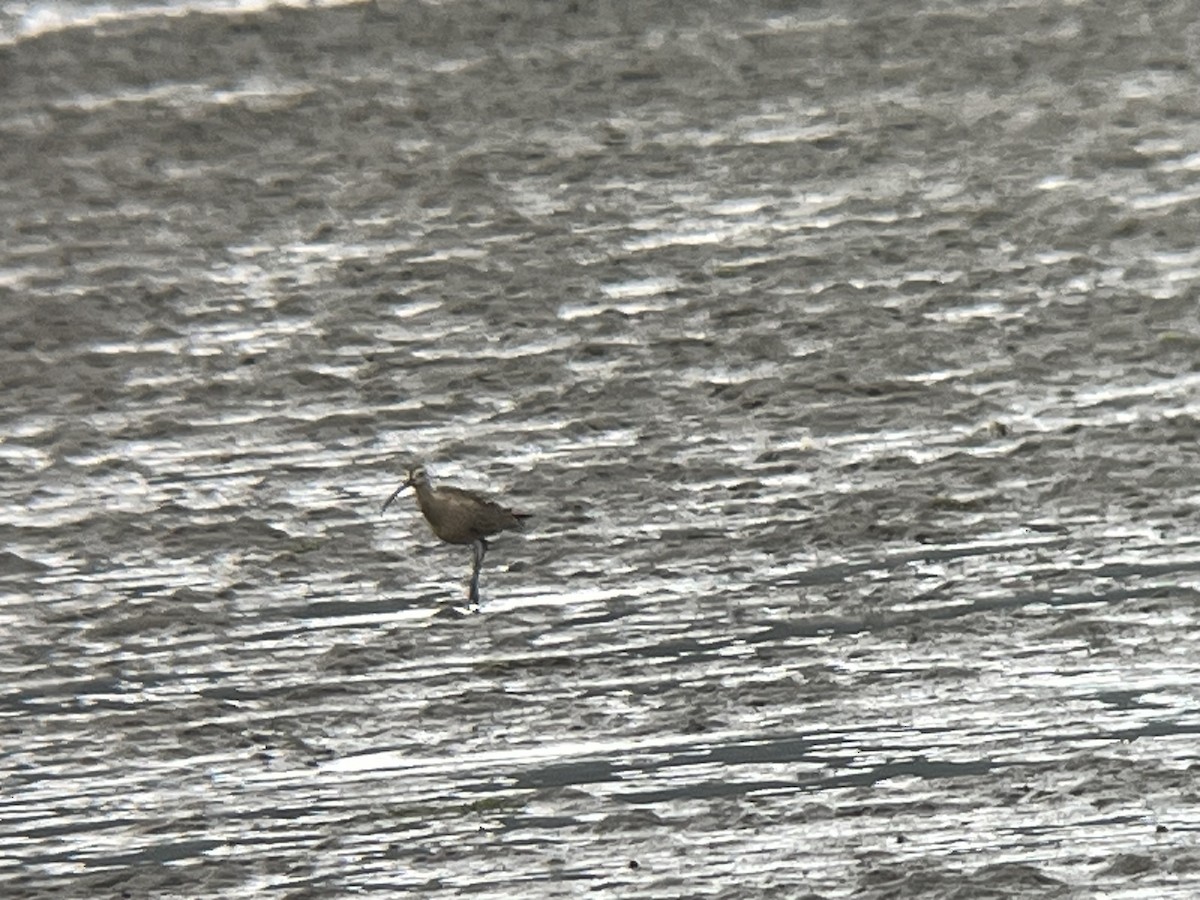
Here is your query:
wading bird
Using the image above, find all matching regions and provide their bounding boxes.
[382,465,530,607]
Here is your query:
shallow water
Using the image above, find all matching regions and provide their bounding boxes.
[3,1,1200,897]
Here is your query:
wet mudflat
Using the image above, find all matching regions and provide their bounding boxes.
[3,0,1200,896]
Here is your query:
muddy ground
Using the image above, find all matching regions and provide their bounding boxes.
[2,1,1200,897]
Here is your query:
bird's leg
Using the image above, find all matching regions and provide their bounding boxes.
[467,539,487,608]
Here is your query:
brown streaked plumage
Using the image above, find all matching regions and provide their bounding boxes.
[382,465,530,606]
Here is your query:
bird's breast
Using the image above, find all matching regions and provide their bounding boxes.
[417,492,481,544]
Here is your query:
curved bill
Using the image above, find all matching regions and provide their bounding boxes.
[381,472,416,513]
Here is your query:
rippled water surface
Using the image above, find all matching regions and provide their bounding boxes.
[3,1,1200,897]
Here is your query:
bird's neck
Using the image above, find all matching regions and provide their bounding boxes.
[413,480,437,511]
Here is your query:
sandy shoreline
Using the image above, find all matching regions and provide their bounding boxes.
[4,1,1200,897]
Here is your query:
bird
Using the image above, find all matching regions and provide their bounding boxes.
[382,465,531,607]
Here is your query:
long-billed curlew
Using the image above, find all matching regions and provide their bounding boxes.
[382,465,530,607]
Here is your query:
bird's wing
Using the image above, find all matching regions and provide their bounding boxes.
[439,485,512,515]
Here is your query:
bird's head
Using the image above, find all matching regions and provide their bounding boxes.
[382,464,429,513]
